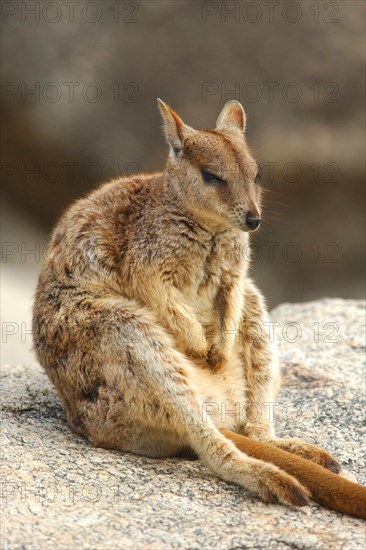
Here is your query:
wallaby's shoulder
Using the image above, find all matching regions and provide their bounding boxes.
[52,171,164,240]
[42,172,164,281]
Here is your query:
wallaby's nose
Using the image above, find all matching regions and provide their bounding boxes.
[245,212,261,231]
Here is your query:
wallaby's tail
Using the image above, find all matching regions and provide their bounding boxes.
[221,429,366,520]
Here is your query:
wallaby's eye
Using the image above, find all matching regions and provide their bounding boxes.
[202,170,225,184]
[254,172,261,184]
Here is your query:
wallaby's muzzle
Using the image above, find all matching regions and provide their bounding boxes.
[245,211,261,231]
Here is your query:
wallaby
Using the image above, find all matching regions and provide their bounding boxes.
[32,100,366,518]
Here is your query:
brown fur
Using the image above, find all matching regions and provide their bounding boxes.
[32,100,363,514]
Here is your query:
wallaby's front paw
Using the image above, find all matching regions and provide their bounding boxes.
[207,344,228,372]
[256,464,310,507]
[271,438,342,474]
[185,343,208,361]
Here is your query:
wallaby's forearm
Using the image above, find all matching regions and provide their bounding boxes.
[137,276,207,358]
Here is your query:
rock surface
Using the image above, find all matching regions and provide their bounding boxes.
[1,299,365,549]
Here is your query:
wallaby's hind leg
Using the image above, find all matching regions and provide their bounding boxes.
[61,296,309,507]
[239,283,342,473]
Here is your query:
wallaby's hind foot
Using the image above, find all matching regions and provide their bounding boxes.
[247,463,310,506]
[221,429,366,519]
[192,432,311,507]
[243,423,342,473]
[262,438,342,474]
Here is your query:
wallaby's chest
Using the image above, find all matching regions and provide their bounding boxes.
[176,231,248,323]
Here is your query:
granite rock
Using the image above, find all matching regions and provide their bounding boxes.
[1,299,365,549]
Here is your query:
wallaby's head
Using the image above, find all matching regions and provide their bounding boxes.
[158,99,262,233]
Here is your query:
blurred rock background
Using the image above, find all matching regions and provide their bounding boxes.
[1,0,365,364]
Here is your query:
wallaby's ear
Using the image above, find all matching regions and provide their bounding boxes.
[157,99,188,154]
[216,100,246,133]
